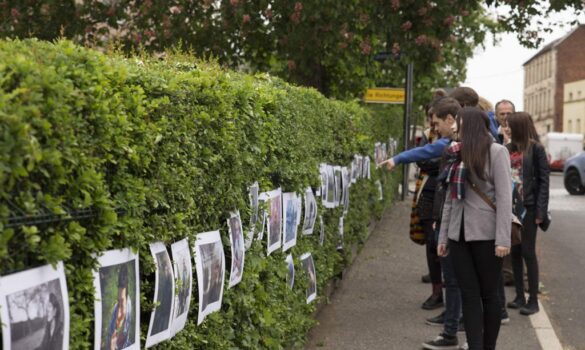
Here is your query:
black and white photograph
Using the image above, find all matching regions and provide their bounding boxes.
[0,262,69,350]
[300,253,317,304]
[170,238,192,337]
[325,165,336,208]
[246,182,259,250]
[374,142,384,165]
[93,248,140,350]
[257,208,267,242]
[319,215,325,246]
[341,167,350,214]
[263,188,282,255]
[194,230,225,325]
[334,166,342,207]
[376,180,384,201]
[302,187,317,235]
[362,156,371,179]
[319,163,328,200]
[337,216,344,250]
[146,242,175,348]
[228,211,245,288]
[285,254,295,289]
[282,192,300,252]
[351,155,360,183]
[382,143,388,161]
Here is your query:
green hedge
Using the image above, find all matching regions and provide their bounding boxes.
[0,39,403,349]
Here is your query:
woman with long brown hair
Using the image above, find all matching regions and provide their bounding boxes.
[504,112,550,316]
[437,107,512,350]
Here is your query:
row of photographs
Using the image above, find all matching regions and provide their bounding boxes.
[374,138,399,167]
[0,238,317,350]
[1,146,389,350]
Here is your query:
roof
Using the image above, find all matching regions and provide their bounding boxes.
[523,24,584,66]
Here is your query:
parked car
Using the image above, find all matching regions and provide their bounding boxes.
[564,151,585,195]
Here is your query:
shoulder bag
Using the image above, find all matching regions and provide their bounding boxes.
[467,179,522,246]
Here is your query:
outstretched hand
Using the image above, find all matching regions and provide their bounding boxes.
[378,158,396,171]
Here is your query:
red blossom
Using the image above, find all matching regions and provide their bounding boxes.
[391,0,400,10]
[415,34,428,46]
[400,21,412,31]
[359,13,369,24]
[360,40,371,55]
[10,8,19,18]
[264,8,273,19]
[294,2,303,12]
[290,11,301,24]
[243,14,251,23]
[170,6,181,14]
[443,15,455,26]
[287,59,296,70]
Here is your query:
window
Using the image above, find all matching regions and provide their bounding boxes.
[570,92,573,101]
[578,119,582,133]
[569,120,573,132]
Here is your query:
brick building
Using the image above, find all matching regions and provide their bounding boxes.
[523,24,585,137]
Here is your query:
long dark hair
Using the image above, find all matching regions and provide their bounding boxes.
[508,112,540,152]
[458,107,493,181]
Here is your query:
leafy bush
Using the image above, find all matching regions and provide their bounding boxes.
[0,39,403,349]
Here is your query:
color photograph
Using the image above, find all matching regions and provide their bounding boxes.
[145,243,175,348]
[93,248,140,350]
[228,211,245,288]
[282,192,299,252]
[170,238,192,337]
[302,187,317,235]
[285,254,295,289]
[265,188,283,255]
[300,253,317,304]
[0,262,70,350]
[194,231,225,325]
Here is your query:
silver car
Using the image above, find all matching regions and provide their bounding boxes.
[564,151,585,195]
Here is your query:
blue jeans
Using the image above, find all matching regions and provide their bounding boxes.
[441,253,461,337]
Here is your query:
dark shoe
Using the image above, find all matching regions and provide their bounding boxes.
[422,293,444,310]
[422,333,459,349]
[507,296,526,309]
[457,319,465,332]
[501,310,510,324]
[422,273,431,283]
[425,311,445,326]
[520,300,540,316]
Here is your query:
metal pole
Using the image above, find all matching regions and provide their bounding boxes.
[402,62,414,201]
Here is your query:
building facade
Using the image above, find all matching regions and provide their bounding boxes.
[523,25,585,137]
[564,79,585,141]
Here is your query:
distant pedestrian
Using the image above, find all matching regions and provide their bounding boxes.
[503,112,550,316]
[438,107,512,350]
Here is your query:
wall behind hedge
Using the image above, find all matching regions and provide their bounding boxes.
[0,39,403,349]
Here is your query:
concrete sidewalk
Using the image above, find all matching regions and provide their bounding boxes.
[305,200,541,350]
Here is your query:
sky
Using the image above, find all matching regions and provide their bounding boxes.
[464,9,585,111]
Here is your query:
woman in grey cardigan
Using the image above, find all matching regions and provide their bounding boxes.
[437,107,512,350]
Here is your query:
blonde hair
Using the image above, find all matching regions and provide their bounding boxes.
[478,96,493,112]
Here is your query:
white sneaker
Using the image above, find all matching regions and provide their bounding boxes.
[460,342,469,350]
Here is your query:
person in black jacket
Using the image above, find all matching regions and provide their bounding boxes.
[504,112,550,315]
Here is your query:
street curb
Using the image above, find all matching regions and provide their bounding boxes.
[530,300,564,350]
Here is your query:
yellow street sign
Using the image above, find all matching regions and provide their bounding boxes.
[364,87,405,104]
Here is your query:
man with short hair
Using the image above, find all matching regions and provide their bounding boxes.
[495,100,516,144]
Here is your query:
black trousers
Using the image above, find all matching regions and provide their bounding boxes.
[423,219,442,286]
[450,229,503,350]
[511,206,539,300]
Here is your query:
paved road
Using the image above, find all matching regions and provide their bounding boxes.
[540,173,585,350]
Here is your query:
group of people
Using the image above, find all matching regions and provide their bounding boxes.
[381,87,550,350]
